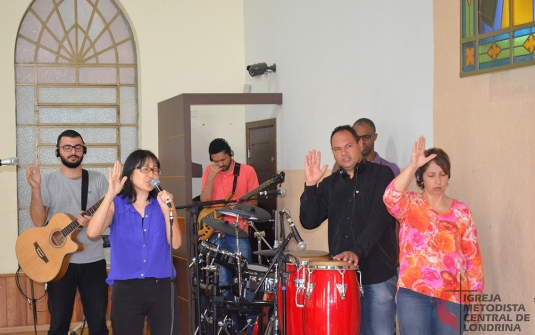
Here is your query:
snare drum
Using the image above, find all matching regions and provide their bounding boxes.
[303,260,360,335]
[278,250,330,335]
[244,264,275,293]
[199,241,246,272]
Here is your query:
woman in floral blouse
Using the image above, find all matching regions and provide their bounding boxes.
[383,136,484,335]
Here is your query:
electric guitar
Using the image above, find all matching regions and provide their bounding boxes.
[15,198,105,283]
[197,171,285,241]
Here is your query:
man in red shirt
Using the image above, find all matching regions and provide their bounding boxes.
[200,138,260,333]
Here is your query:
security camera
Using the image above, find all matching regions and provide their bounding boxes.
[246,63,276,77]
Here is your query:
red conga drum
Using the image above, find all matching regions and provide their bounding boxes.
[278,250,330,335]
[303,260,360,335]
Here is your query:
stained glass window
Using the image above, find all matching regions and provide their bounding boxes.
[15,0,138,237]
[461,0,535,75]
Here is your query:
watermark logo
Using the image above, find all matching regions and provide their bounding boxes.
[463,293,529,332]
[440,273,531,332]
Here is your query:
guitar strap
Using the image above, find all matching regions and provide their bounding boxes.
[81,169,89,211]
[231,162,241,195]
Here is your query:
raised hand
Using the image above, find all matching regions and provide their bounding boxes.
[304,150,329,186]
[410,136,436,170]
[26,163,41,189]
[107,161,127,197]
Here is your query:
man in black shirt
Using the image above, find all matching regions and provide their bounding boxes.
[300,125,397,335]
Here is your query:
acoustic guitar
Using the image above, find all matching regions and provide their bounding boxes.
[16,198,104,283]
[197,171,285,241]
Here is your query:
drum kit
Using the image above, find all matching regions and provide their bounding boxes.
[191,205,364,335]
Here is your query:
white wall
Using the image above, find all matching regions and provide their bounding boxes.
[0,0,26,275]
[191,105,247,197]
[435,2,535,333]
[242,1,434,253]
[0,0,245,274]
[244,1,434,170]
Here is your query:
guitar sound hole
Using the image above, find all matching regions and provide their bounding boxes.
[50,230,65,247]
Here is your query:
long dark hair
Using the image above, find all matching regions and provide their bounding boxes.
[118,149,160,203]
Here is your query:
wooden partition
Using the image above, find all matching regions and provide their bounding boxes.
[157,93,283,334]
[0,273,112,333]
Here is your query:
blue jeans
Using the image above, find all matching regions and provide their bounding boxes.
[208,234,252,291]
[359,275,397,335]
[208,234,255,333]
[397,287,466,335]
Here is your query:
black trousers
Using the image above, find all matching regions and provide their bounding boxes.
[111,277,180,335]
[47,259,109,335]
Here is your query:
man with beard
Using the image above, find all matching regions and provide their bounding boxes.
[26,129,109,335]
[200,138,259,333]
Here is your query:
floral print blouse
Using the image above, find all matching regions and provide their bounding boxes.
[383,181,484,303]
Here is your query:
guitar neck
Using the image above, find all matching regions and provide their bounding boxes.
[240,179,274,202]
[62,197,105,236]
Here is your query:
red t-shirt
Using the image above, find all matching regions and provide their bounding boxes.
[201,162,259,231]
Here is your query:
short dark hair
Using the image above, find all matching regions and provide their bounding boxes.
[56,129,85,147]
[331,125,360,145]
[416,147,451,189]
[209,138,232,160]
[353,118,376,133]
[118,149,160,203]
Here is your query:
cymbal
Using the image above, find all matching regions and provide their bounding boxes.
[203,217,248,238]
[253,248,279,257]
[216,204,271,222]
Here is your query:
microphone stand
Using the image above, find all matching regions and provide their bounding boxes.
[169,207,175,335]
[248,231,294,335]
[175,198,235,335]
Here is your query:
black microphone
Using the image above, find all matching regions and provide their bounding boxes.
[0,157,19,166]
[285,213,306,250]
[258,188,286,196]
[149,178,172,208]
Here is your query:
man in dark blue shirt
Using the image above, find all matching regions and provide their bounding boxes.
[300,125,397,335]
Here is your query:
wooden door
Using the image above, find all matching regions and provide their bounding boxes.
[246,119,278,263]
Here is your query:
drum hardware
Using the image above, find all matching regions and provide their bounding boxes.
[239,317,258,334]
[177,197,235,335]
[189,257,197,268]
[203,265,220,273]
[336,268,348,299]
[253,248,279,257]
[248,221,273,264]
[357,269,364,297]
[217,315,233,335]
[198,240,247,273]
[193,205,313,335]
[253,231,266,264]
[305,282,315,299]
[200,308,213,324]
[243,264,276,295]
[248,226,299,335]
[203,217,249,238]
[216,204,271,222]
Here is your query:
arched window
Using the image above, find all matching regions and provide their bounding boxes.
[461,0,535,75]
[15,0,138,234]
